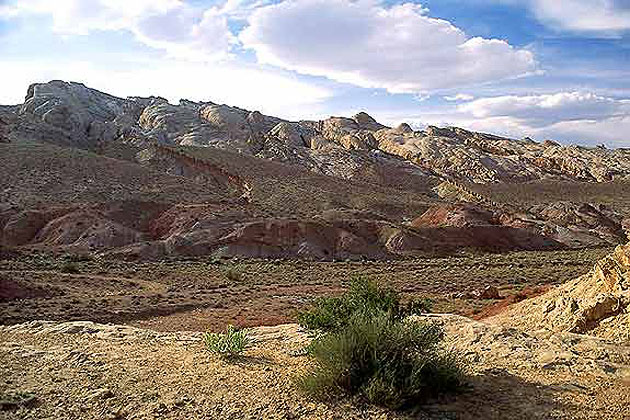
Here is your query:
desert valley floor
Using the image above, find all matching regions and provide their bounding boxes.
[0,248,612,332]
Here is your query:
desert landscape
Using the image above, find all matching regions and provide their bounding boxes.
[0,79,628,419]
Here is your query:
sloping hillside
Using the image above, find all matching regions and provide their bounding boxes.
[1,80,629,259]
[491,242,630,342]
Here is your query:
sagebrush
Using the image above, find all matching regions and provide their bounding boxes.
[298,312,463,408]
[296,277,462,409]
[60,262,80,274]
[297,277,432,331]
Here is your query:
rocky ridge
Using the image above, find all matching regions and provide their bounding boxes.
[492,242,630,342]
[5,80,630,184]
[1,80,630,259]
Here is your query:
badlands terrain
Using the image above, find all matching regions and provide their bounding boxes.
[0,80,629,418]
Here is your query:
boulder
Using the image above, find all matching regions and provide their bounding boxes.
[353,112,385,131]
[394,123,414,134]
[268,122,306,148]
[475,285,501,299]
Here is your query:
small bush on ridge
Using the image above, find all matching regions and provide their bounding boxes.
[298,312,463,409]
[204,324,251,357]
[297,277,432,331]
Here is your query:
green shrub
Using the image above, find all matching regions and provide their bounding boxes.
[297,277,431,331]
[405,297,434,315]
[221,264,242,282]
[204,324,251,357]
[297,312,464,409]
[60,262,80,274]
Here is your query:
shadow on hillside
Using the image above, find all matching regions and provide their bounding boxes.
[415,368,579,420]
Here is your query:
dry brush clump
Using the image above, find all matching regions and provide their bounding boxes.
[296,278,463,409]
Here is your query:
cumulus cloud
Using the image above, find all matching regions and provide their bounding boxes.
[529,0,630,33]
[240,0,536,93]
[459,91,630,127]
[388,91,630,146]
[444,93,475,102]
[0,0,234,60]
[541,115,630,147]
[0,58,332,117]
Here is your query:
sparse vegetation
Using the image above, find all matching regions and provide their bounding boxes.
[60,262,80,274]
[297,278,463,408]
[204,324,251,357]
[0,391,37,411]
[1,248,610,332]
[221,263,243,282]
[297,277,432,331]
[298,311,464,408]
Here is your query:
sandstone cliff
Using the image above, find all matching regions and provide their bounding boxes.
[492,242,630,342]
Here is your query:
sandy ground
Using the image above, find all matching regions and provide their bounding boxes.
[0,316,628,420]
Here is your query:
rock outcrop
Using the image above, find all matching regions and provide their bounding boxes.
[8,80,630,185]
[3,80,630,259]
[19,80,128,147]
[411,202,626,249]
[492,242,630,342]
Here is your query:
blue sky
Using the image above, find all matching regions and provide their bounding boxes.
[1,0,629,146]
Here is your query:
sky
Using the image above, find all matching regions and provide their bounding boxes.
[0,0,629,147]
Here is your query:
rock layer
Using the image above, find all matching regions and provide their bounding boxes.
[492,242,630,342]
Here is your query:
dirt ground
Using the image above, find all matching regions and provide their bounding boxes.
[0,317,628,420]
[0,247,612,332]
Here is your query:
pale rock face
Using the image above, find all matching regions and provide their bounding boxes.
[268,122,307,148]
[373,126,630,183]
[138,99,201,144]
[492,242,630,342]
[353,111,385,131]
[320,117,379,151]
[308,135,335,150]
[20,80,126,146]
[394,123,414,134]
[8,80,630,184]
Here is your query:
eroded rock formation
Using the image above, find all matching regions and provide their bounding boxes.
[492,242,630,342]
[8,80,630,184]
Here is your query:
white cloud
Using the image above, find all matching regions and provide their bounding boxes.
[459,91,630,127]
[240,0,536,93]
[529,0,630,33]
[0,5,20,18]
[444,93,475,102]
[376,89,630,146]
[415,94,432,102]
[541,115,630,147]
[132,5,235,60]
[1,0,234,60]
[0,58,332,117]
